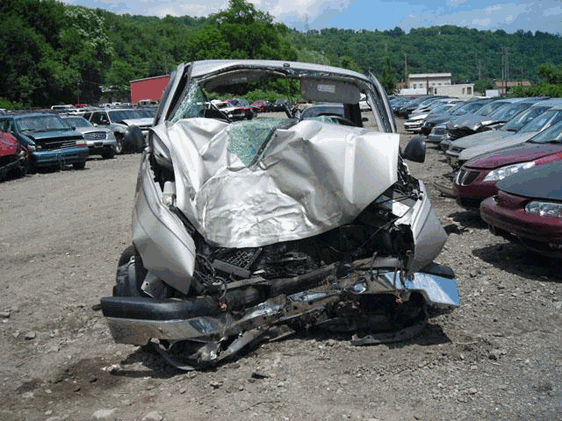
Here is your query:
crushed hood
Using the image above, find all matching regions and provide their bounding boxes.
[156,118,400,248]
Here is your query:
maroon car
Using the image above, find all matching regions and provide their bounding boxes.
[480,161,562,258]
[0,131,28,180]
[453,119,562,210]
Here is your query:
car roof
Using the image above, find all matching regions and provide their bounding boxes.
[531,98,562,108]
[9,112,59,119]
[189,60,371,83]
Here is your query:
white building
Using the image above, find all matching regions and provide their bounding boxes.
[408,73,452,91]
[399,72,475,99]
[432,83,475,99]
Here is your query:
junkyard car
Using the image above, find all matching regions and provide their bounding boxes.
[480,161,562,257]
[454,120,562,210]
[0,130,28,179]
[61,115,117,159]
[0,113,88,171]
[100,60,459,369]
[426,99,495,143]
[89,109,154,153]
[454,102,562,168]
[444,99,562,168]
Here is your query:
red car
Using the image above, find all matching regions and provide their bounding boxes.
[0,131,28,180]
[453,120,562,210]
[480,161,562,257]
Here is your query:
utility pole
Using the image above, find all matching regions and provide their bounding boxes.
[404,53,408,85]
[501,47,509,95]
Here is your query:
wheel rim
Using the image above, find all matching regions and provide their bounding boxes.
[115,136,123,154]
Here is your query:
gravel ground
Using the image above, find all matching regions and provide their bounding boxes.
[0,118,561,421]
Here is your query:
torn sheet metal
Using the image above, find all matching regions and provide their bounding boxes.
[164,118,399,248]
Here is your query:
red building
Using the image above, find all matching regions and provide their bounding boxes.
[130,75,170,104]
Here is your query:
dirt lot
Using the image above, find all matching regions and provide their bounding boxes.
[1,119,561,421]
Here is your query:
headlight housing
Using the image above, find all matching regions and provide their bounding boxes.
[525,201,562,218]
[483,161,535,182]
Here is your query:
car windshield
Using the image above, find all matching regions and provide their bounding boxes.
[451,101,487,116]
[501,106,549,132]
[138,108,156,118]
[519,110,562,134]
[489,102,531,121]
[528,119,562,143]
[429,104,452,114]
[476,100,508,116]
[16,115,69,132]
[63,117,93,128]
[108,110,145,121]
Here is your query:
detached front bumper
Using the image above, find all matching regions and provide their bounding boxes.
[101,267,459,346]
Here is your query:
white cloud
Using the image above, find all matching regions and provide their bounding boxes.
[399,2,562,33]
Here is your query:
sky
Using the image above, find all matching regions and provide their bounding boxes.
[60,0,562,34]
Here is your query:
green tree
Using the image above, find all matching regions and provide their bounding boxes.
[379,56,396,94]
[474,78,495,95]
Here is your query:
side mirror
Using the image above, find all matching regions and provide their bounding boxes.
[123,125,145,152]
[403,135,426,163]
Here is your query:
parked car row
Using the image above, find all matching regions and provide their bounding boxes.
[396,94,562,258]
[0,105,158,181]
[0,112,89,178]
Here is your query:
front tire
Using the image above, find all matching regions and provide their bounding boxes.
[114,135,124,154]
[73,161,86,170]
[113,245,148,297]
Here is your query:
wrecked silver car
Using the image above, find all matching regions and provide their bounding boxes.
[100,60,459,370]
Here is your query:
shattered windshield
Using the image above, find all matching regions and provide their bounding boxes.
[171,82,208,123]
[228,118,291,166]
[16,115,68,132]
[63,117,92,128]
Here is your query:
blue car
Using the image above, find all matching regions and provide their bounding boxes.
[0,113,89,170]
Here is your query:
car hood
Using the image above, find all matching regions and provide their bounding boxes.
[447,113,494,131]
[25,129,82,142]
[424,114,450,125]
[449,130,513,150]
[153,118,399,248]
[446,113,478,129]
[497,161,562,201]
[75,127,112,135]
[407,113,428,121]
[466,143,562,169]
[121,118,154,127]
[459,132,538,162]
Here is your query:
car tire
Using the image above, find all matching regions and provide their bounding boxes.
[73,161,86,170]
[113,245,148,297]
[114,134,124,154]
[101,149,115,160]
